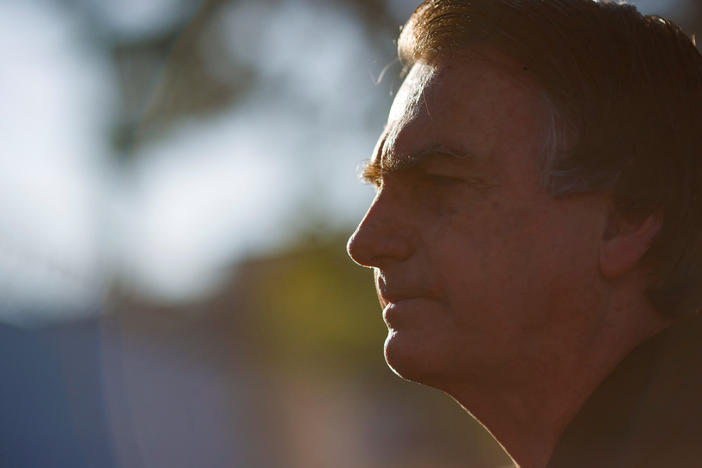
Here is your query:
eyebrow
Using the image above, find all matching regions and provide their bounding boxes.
[361,139,476,185]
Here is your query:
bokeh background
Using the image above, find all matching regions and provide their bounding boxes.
[1,0,700,466]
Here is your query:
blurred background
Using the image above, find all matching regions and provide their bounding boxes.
[1,0,700,466]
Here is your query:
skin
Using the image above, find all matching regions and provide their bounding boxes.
[346,51,670,468]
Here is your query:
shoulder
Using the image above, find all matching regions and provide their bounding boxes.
[549,313,702,468]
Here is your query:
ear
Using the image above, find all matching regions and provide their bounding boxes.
[599,208,662,279]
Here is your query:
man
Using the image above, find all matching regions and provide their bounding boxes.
[346,1,702,467]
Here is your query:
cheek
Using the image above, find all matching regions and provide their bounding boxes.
[426,202,558,311]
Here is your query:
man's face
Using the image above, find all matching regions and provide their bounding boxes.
[347,52,610,391]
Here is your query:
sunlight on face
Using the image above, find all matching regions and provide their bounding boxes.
[348,53,609,391]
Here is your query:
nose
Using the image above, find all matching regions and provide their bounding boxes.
[346,190,415,268]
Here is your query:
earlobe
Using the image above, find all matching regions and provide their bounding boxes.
[599,210,662,279]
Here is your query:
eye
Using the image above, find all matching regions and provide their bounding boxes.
[423,173,464,187]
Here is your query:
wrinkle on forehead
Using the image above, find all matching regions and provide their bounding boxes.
[373,50,559,179]
[381,62,439,169]
[388,61,437,125]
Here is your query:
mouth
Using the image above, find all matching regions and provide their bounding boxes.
[375,272,418,302]
[380,293,423,306]
[381,297,436,329]
[377,288,424,309]
[374,271,441,326]
[376,280,436,308]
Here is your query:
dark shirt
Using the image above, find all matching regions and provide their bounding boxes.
[548,313,702,467]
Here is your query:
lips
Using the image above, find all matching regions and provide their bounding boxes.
[380,291,417,305]
[374,271,441,317]
[381,296,438,329]
[376,280,436,307]
[378,287,427,328]
[378,288,425,308]
[375,270,424,307]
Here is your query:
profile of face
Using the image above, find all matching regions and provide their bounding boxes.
[347,51,611,393]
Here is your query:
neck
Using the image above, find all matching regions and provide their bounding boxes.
[444,300,671,468]
[447,364,600,468]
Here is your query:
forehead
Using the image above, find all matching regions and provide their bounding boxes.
[376,51,552,184]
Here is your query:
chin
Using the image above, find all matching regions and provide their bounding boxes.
[383,330,449,386]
